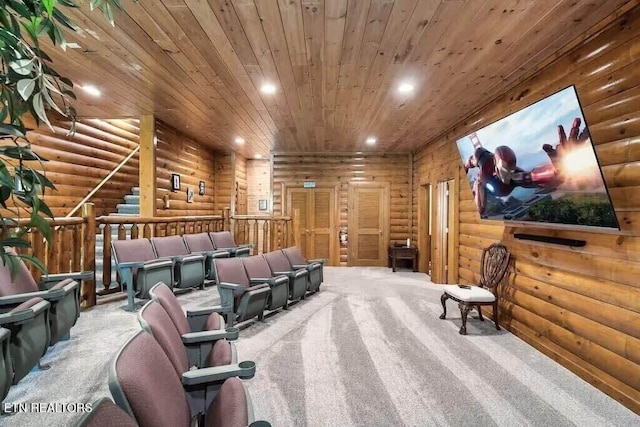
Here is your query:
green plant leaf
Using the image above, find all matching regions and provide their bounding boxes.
[17,78,36,100]
[2,237,33,248]
[42,0,55,16]
[32,92,52,129]
[90,0,104,11]
[9,58,35,75]
[0,123,25,138]
[103,2,114,26]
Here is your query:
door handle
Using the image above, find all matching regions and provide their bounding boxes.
[305,229,310,234]
[311,229,315,233]
[379,230,382,235]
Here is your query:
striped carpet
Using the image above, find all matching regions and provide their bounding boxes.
[2,267,638,426]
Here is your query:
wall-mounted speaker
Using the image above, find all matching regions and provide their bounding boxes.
[513,233,586,247]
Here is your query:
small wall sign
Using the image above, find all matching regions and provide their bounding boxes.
[259,199,268,211]
[303,181,316,188]
[187,187,194,203]
[171,173,181,192]
[198,180,205,195]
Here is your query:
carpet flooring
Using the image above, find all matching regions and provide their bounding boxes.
[2,267,638,426]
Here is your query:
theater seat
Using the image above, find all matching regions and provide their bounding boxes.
[282,247,324,293]
[0,297,50,384]
[73,397,137,427]
[183,233,230,283]
[151,235,206,290]
[242,255,289,312]
[0,249,84,345]
[213,258,270,327]
[138,299,240,373]
[0,328,12,410]
[263,250,309,301]
[209,231,251,258]
[112,238,174,301]
[109,329,267,426]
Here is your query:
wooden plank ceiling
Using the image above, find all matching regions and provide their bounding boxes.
[47,0,635,156]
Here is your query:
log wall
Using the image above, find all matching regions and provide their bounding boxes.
[247,159,271,215]
[412,7,640,413]
[273,152,412,265]
[4,118,141,218]
[155,121,216,216]
[214,153,234,213]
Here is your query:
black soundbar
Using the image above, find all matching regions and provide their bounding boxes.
[513,233,586,247]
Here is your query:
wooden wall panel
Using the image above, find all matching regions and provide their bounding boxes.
[412,7,640,414]
[247,159,271,215]
[214,153,233,213]
[155,121,216,217]
[3,118,140,218]
[234,154,248,215]
[273,153,411,265]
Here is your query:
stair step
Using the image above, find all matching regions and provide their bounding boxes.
[131,187,140,196]
[116,204,140,214]
[124,195,140,205]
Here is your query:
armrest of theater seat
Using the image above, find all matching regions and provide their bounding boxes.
[181,361,256,386]
[308,258,326,265]
[250,276,288,287]
[0,288,65,306]
[0,299,49,325]
[182,327,240,345]
[40,271,93,288]
[39,278,79,296]
[275,269,308,279]
[176,254,205,263]
[187,304,231,317]
[218,282,245,292]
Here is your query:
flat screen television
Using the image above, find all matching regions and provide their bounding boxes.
[455,85,619,229]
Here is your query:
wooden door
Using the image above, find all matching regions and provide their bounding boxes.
[347,183,390,266]
[432,179,458,283]
[418,184,432,275]
[286,187,337,264]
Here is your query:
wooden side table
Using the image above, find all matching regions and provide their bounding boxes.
[388,245,418,272]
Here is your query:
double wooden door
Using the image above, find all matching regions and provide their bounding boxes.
[347,183,390,266]
[286,187,337,265]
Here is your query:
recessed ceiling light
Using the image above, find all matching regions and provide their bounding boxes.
[398,82,415,93]
[366,137,377,145]
[255,154,262,159]
[234,137,245,144]
[261,83,276,94]
[81,85,101,97]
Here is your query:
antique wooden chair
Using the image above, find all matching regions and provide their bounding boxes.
[439,243,510,335]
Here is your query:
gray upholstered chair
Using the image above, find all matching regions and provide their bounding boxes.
[111,239,174,308]
[209,231,251,257]
[0,251,84,344]
[73,397,137,427]
[151,236,206,290]
[0,297,50,383]
[183,233,230,283]
[212,258,271,327]
[0,327,12,411]
[148,282,239,368]
[264,250,309,301]
[282,246,324,293]
[242,255,289,312]
[109,329,266,426]
[439,243,511,335]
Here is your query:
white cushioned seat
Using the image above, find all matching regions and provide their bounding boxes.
[442,285,495,303]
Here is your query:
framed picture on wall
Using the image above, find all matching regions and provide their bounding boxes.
[259,199,268,211]
[171,173,181,192]
[187,187,194,203]
[199,180,205,195]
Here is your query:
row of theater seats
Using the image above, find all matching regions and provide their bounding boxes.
[76,282,269,426]
[111,231,252,301]
[0,250,91,410]
[212,246,324,327]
